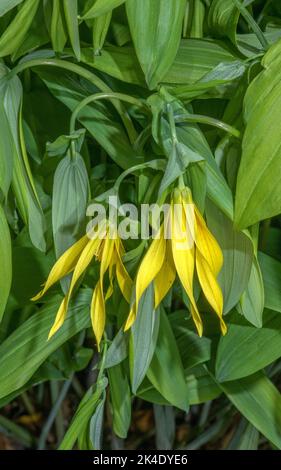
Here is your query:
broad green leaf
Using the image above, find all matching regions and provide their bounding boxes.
[0,289,92,400]
[126,0,186,89]
[208,0,239,44]
[51,0,67,53]
[60,377,108,450]
[206,201,253,313]
[216,309,281,382]
[186,366,221,405]
[92,11,112,55]
[130,284,160,394]
[147,310,189,412]
[164,38,239,85]
[221,372,281,449]
[0,66,46,251]
[80,46,145,86]
[52,152,89,291]
[238,256,264,328]
[11,246,53,306]
[235,39,281,228]
[0,0,24,17]
[108,362,131,439]
[0,0,40,57]
[259,252,281,313]
[104,329,129,368]
[82,0,126,19]
[63,0,80,61]
[138,368,221,406]
[169,311,211,371]
[0,204,12,323]
[177,127,233,219]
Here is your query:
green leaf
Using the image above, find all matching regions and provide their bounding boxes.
[0,289,92,400]
[130,283,160,394]
[147,310,189,411]
[0,204,12,323]
[235,39,281,228]
[0,0,40,57]
[89,391,106,450]
[215,309,281,383]
[52,152,89,291]
[259,252,281,313]
[238,256,264,328]
[0,66,46,251]
[60,377,108,450]
[104,329,129,368]
[126,0,186,89]
[0,0,24,17]
[176,126,233,219]
[50,0,68,53]
[92,11,112,55]
[164,38,239,85]
[63,0,80,61]
[206,201,253,313]
[169,311,211,371]
[208,0,239,44]
[82,0,126,19]
[80,46,145,86]
[227,419,259,450]
[108,362,131,439]
[221,372,281,449]
[186,366,221,405]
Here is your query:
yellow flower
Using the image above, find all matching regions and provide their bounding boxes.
[125,187,227,336]
[32,221,132,350]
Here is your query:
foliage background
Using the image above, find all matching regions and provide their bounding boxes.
[0,0,281,450]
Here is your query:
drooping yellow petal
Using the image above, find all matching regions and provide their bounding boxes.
[194,206,223,275]
[91,234,115,349]
[154,240,176,308]
[48,297,68,339]
[31,235,89,301]
[196,249,227,335]
[124,305,136,331]
[125,225,166,330]
[91,282,105,351]
[47,236,103,339]
[171,199,203,336]
[115,240,133,303]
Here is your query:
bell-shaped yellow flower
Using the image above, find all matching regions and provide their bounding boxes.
[125,187,227,336]
[32,221,132,350]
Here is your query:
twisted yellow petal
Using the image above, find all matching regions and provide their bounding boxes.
[48,235,103,339]
[196,250,227,335]
[171,195,203,336]
[91,235,115,349]
[194,206,223,275]
[124,225,166,330]
[154,240,176,308]
[31,235,89,301]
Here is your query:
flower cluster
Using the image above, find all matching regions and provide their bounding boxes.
[33,187,227,349]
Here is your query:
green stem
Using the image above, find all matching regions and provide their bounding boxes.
[174,113,241,138]
[233,0,269,50]
[97,337,108,383]
[21,391,35,415]
[7,58,137,144]
[69,92,147,134]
